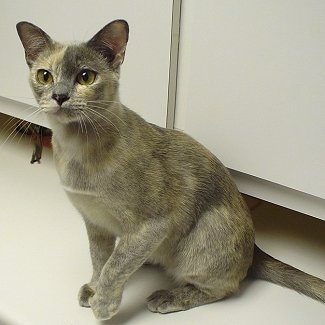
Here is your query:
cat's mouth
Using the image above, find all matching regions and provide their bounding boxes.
[42,105,61,114]
[42,103,81,123]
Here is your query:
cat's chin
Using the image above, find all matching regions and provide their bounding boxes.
[42,106,60,114]
[43,106,80,125]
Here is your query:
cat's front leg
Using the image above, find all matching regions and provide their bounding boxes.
[79,219,116,308]
[89,219,168,320]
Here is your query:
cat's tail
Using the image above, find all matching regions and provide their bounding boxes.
[249,244,325,303]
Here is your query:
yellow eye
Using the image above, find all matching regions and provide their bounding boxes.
[77,69,96,85]
[37,69,53,85]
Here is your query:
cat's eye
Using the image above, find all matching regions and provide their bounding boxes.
[76,69,97,85]
[37,69,53,85]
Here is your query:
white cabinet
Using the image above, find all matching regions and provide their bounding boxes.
[1,0,324,220]
[0,0,174,127]
[176,0,325,219]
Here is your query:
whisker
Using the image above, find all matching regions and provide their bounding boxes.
[79,110,108,162]
[0,107,43,149]
[86,99,127,125]
[78,112,90,155]
[16,121,32,144]
[77,114,85,135]
[86,103,127,127]
[84,106,122,136]
[1,120,28,148]
[76,116,81,136]
[1,118,23,144]
[87,99,121,105]
[80,111,102,147]
[81,111,111,148]
[0,115,19,136]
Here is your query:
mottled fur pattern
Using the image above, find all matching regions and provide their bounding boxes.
[17,20,325,320]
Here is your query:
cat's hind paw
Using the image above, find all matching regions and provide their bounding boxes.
[147,289,184,314]
[147,285,218,314]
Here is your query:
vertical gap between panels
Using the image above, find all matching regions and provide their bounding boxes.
[166,0,182,129]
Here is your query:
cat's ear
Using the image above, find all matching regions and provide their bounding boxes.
[16,22,53,67]
[87,20,129,69]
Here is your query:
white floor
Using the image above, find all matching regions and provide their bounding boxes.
[0,113,324,325]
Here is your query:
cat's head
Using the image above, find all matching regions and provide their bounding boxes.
[16,20,129,124]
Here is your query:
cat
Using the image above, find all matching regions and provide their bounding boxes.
[16,20,325,320]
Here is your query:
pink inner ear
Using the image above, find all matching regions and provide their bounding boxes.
[87,20,129,68]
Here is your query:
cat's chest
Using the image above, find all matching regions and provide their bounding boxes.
[66,189,123,236]
[53,141,108,192]
[56,155,97,192]
[54,150,124,235]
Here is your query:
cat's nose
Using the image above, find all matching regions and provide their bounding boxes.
[52,93,70,106]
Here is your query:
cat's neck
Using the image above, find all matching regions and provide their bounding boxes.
[47,102,125,158]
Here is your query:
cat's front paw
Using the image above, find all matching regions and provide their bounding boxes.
[89,292,121,320]
[78,283,96,308]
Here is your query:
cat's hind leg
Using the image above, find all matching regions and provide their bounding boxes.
[147,283,231,314]
[147,206,253,314]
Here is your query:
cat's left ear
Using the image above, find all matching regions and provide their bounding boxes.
[88,20,129,69]
[16,22,53,67]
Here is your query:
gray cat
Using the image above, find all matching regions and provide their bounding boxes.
[16,20,325,320]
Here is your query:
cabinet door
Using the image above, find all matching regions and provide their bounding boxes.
[0,0,173,127]
[176,1,325,209]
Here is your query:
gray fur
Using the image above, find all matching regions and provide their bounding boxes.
[16,20,325,320]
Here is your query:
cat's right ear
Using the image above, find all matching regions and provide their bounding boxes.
[87,20,129,69]
[16,22,53,67]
